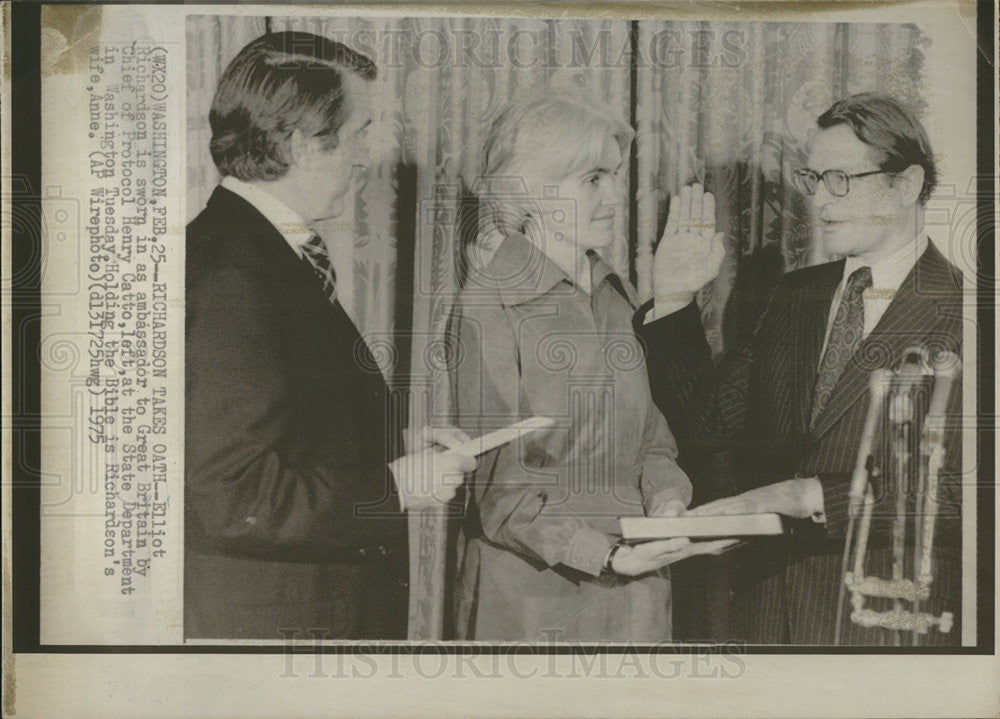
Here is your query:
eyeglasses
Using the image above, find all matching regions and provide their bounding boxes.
[791,168,892,197]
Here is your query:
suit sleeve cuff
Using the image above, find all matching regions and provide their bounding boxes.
[562,527,615,577]
[635,298,702,336]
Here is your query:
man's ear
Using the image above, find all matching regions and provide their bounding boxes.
[288,129,316,171]
[896,164,925,207]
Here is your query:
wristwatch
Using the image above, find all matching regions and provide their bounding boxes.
[602,538,627,574]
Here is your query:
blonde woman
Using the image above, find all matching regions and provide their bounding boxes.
[450,96,716,641]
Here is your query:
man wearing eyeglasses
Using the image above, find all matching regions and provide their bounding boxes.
[637,92,963,645]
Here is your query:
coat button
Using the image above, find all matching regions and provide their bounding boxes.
[377,545,388,556]
[358,547,367,557]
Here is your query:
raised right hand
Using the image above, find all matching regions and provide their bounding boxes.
[651,183,726,318]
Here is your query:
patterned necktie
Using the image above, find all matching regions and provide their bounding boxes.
[301,232,337,305]
[811,265,873,427]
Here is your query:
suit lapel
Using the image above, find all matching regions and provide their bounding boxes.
[809,244,950,440]
[204,186,312,282]
[793,261,844,434]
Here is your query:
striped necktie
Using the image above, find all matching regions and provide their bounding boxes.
[811,265,873,427]
[301,232,337,305]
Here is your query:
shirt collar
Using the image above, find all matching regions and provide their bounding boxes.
[221,176,314,259]
[842,234,929,297]
[470,231,634,308]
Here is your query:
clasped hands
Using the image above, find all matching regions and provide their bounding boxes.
[609,477,824,577]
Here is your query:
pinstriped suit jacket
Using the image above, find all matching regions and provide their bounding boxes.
[638,241,963,645]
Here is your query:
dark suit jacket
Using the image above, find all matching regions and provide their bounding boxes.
[185,187,407,640]
[638,241,963,645]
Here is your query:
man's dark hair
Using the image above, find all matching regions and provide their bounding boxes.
[209,31,376,181]
[818,92,937,205]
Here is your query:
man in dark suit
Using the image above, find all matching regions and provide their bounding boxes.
[638,92,963,645]
[185,32,475,640]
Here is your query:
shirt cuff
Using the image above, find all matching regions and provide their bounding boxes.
[387,457,408,512]
[641,298,696,325]
[634,299,657,327]
[562,527,615,577]
[802,476,825,523]
[816,474,854,538]
[643,301,663,325]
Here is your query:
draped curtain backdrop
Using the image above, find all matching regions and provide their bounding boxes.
[186,16,927,639]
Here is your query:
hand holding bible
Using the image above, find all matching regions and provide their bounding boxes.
[610,537,739,576]
[609,538,692,576]
[687,477,824,520]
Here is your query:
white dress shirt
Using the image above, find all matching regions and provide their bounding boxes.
[221,175,314,258]
[819,234,929,364]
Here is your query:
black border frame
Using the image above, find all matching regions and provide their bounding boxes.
[9,0,996,655]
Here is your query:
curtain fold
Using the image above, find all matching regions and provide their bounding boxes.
[186,15,268,225]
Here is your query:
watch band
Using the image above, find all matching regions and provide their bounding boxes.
[602,538,627,574]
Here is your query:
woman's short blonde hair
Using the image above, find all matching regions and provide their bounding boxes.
[477,93,634,237]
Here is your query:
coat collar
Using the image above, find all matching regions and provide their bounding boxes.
[220,176,314,259]
[466,231,635,309]
[204,185,308,271]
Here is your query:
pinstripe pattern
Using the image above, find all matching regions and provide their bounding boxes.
[639,242,963,646]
